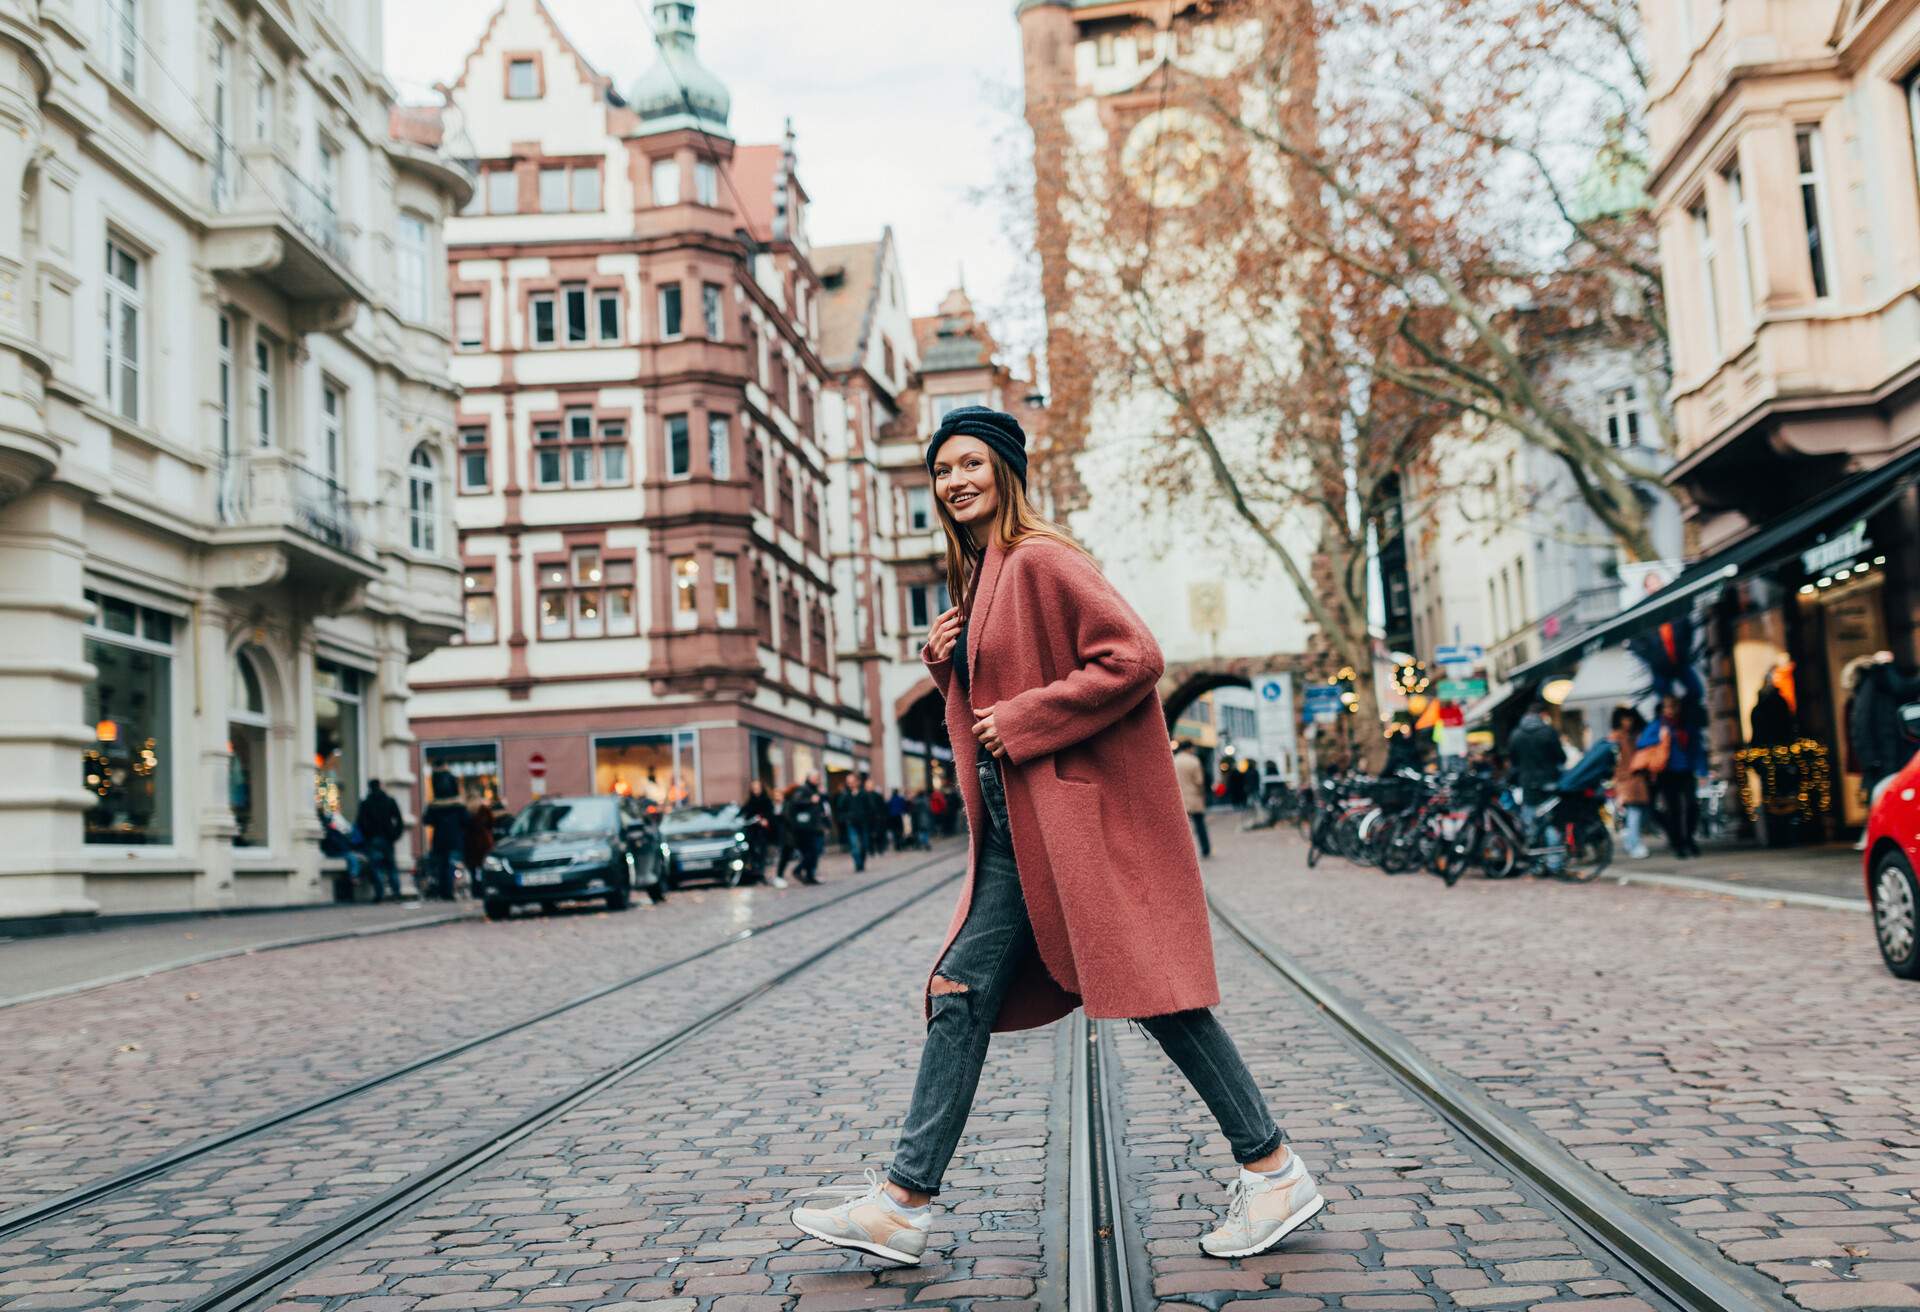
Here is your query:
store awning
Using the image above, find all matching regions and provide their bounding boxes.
[1509,445,1920,685]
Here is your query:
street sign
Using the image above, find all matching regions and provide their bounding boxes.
[1251,672,1296,778]
[1436,678,1488,701]
[1433,644,1484,665]
[527,753,548,798]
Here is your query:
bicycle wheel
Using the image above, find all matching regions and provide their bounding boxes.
[1479,824,1520,879]
[1559,819,1613,883]
[1306,813,1327,867]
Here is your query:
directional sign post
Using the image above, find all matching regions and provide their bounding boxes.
[1436,678,1489,702]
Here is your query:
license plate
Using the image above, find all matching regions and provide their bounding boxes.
[520,870,564,887]
[680,856,715,871]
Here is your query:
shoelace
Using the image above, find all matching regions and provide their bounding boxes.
[1223,1177,1254,1230]
[800,1166,888,1207]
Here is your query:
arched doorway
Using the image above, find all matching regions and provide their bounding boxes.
[895,683,953,802]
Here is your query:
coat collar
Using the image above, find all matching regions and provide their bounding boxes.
[966,540,1007,675]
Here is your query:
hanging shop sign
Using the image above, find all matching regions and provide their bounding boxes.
[1801,521,1871,577]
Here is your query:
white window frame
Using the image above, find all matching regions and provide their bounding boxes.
[463,568,497,643]
[252,61,275,142]
[594,288,621,343]
[533,424,563,489]
[571,166,600,213]
[714,556,736,627]
[1725,165,1757,329]
[211,32,235,210]
[455,294,483,351]
[538,166,567,214]
[907,486,933,532]
[254,331,277,447]
[104,237,143,424]
[702,282,724,340]
[104,0,138,89]
[458,426,488,492]
[666,414,691,479]
[652,157,681,206]
[1795,125,1834,301]
[1692,202,1721,362]
[216,312,234,463]
[506,58,538,99]
[408,446,438,553]
[530,292,556,347]
[1602,385,1642,450]
[695,160,718,206]
[907,584,931,631]
[320,380,345,485]
[563,282,588,345]
[672,555,699,630]
[707,414,730,479]
[397,213,430,323]
[487,169,517,216]
[659,283,683,340]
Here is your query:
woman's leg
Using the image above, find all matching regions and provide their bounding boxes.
[888,763,1037,1198]
[1137,1008,1285,1168]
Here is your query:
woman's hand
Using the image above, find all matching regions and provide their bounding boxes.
[973,704,1006,760]
[926,606,963,662]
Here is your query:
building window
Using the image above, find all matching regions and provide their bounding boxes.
[455,294,483,350]
[1725,166,1757,327]
[313,660,364,821]
[104,0,138,88]
[702,282,724,340]
[746,431,765,510]
[932,392,986,422]
[534,422,563,487]
[652,157,680,206]
[704,415,731,479]
[907,584,931,630]
[566,408,594,485]
[530,292,556,346]
[695,160,718,206]
[605,559,637,636]
[316,137,340,216]
[83,591,175,846]
[1602,385,1642,449]
[556,283,585,344]
[397,213,429,321]
[252,61,274,142]
[571,549,604,638]
[907,485,932,531]
[408,445,439,552]
[600,420,628,484]
[216,313,238,518]
[666,414,690,478]
[254,332,277,446]
[459,426,489,491]
[424,742,501,804]
[1795,125,1832,300]
[539,167,567,214]
[595,288,621,342]
[487,169,517,215]
[810,601,829,672]
[782,584,802,654]
[534,550,633,641]
[1095,31,1115,66]
[672,555,699,629]
[104,238,141,423]
[1692,203,1720,361]
[778,464,795,533]
[507,57,538,99]
[714,556,736,626]
[211,33,235,210]
[752,564,772,644]
[320,381,345,485]
[803,489,820,551]
[572,166,600,212]
[594,730,697,808]
[461,567,496,643]
[229,650,269,848]
[659,283,683,339]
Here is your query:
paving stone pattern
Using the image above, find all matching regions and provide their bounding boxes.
[2,845,956,1214]
[1208,825,1920,1310]
[244,887,1059,1312]
[1107,932,1666,1310]
[0,865,964,1311]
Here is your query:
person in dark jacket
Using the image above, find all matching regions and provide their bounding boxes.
[1638,694,1708,858]
[741,779,777,881]
[420,784,469,900]
[783,776,830,885]
[844,775,873,873]
[887,787,910,848]
[356,780,405,902]
[1508,702,1566,870]
[910,789,934,849]
[1850,654,1920,812]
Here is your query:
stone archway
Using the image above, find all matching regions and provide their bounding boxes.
[1158,654,1313,729]
[894,679,954,798]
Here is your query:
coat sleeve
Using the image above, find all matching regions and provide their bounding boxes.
[993,545,1165,766]
[920,641,955,701]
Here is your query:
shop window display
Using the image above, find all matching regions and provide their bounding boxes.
[82,592,175,845]
[229,649,270,847]
[315,660,365,822]
[595,730,698,809]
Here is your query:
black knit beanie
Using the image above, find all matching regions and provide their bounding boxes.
[925,405,1028,488]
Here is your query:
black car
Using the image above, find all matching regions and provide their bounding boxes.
[658,803,757,888]
[477,795,665,920]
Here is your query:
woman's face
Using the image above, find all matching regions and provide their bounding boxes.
[932,434,1000,530]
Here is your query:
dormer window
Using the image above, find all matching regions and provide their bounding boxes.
[507,58,538,99]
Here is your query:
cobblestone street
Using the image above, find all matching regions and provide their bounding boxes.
[4,823,1917,1311]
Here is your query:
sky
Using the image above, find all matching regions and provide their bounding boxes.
[384,0,1037,349]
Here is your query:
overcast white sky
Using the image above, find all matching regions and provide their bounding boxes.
[384,0,1034,342]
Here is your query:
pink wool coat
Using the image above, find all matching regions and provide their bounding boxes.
[921,538,1222,1033]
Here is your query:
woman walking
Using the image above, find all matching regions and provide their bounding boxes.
[791,407,1315,1266]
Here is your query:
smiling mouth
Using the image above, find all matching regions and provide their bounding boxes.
[949,492,978,509]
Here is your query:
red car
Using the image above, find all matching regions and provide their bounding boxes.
[1865,704,1920,979]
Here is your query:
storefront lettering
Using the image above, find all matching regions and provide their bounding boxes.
[1801,521,1870,577]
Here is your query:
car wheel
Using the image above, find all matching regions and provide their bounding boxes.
[1871,849,1920,980]
[483,897,511,921]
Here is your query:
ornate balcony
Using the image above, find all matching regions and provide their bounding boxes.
[206,450,380,610]
[203,150,369,332]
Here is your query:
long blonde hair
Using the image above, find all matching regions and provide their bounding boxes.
[937,449,1089,613]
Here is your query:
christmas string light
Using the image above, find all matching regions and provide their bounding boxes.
[1732,738,1832,823]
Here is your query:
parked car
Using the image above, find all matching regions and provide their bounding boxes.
[1865,702,1920,980]
[477,794,664,920]
[659,803,756,888]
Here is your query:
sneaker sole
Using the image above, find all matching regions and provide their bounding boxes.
[1203,1193,1326,1259]
[792,1216,924,1266]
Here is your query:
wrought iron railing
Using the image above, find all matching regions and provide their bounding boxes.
[279,162,350,266]
[290,462,358,551]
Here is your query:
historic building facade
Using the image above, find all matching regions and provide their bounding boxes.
[1633,0,1920,831]
[407,0,864,811]
[0,0,471,921]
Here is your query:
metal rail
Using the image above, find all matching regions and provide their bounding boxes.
[0,852,955,1242]
[1068,1013,1138,1312]
[172,867,964,1312]
[1210,894,1797,1312]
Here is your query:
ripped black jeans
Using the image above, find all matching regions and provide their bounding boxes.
[887,757,1283,1197]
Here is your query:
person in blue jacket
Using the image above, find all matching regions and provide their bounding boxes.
[1638,694,1707,858]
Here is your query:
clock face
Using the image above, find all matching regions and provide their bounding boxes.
[1121,108,1226,207]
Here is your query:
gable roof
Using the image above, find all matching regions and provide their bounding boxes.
[450,0,617,104]
[814,236,887,372]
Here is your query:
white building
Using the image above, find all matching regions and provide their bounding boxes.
[0,0,471,922]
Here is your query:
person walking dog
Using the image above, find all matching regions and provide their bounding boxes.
[791,406,1314,1266]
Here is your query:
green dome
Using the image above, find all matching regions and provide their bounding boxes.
[628,1,731,137]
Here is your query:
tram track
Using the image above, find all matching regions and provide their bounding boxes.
[0,852,956,1244]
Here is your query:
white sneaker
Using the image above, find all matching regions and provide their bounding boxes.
[1201,1153,1323,1259]
[1628,846,1651,860]
[791,1168,933,1265]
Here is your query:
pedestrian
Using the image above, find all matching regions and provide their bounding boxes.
[1608,705,1651,859]
[1384,724,1424,774]
[888,787,910,848]
[356,779,404,902]
[1173,739,1212,858]
[1507,700,1567,871]
[774,783,799,885]
[1637,694,1706,858]
[791,406,1310,1267]
[864,778,890,858]
[783,774,829,885]
[741,778,778,881]
[910,789,933,849]
[463,793,496,878]
[1848,651,1920,828]
[927,784,948,837]
[845,774,872,873]
[421,781,469,900]
[318,805,367,901]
